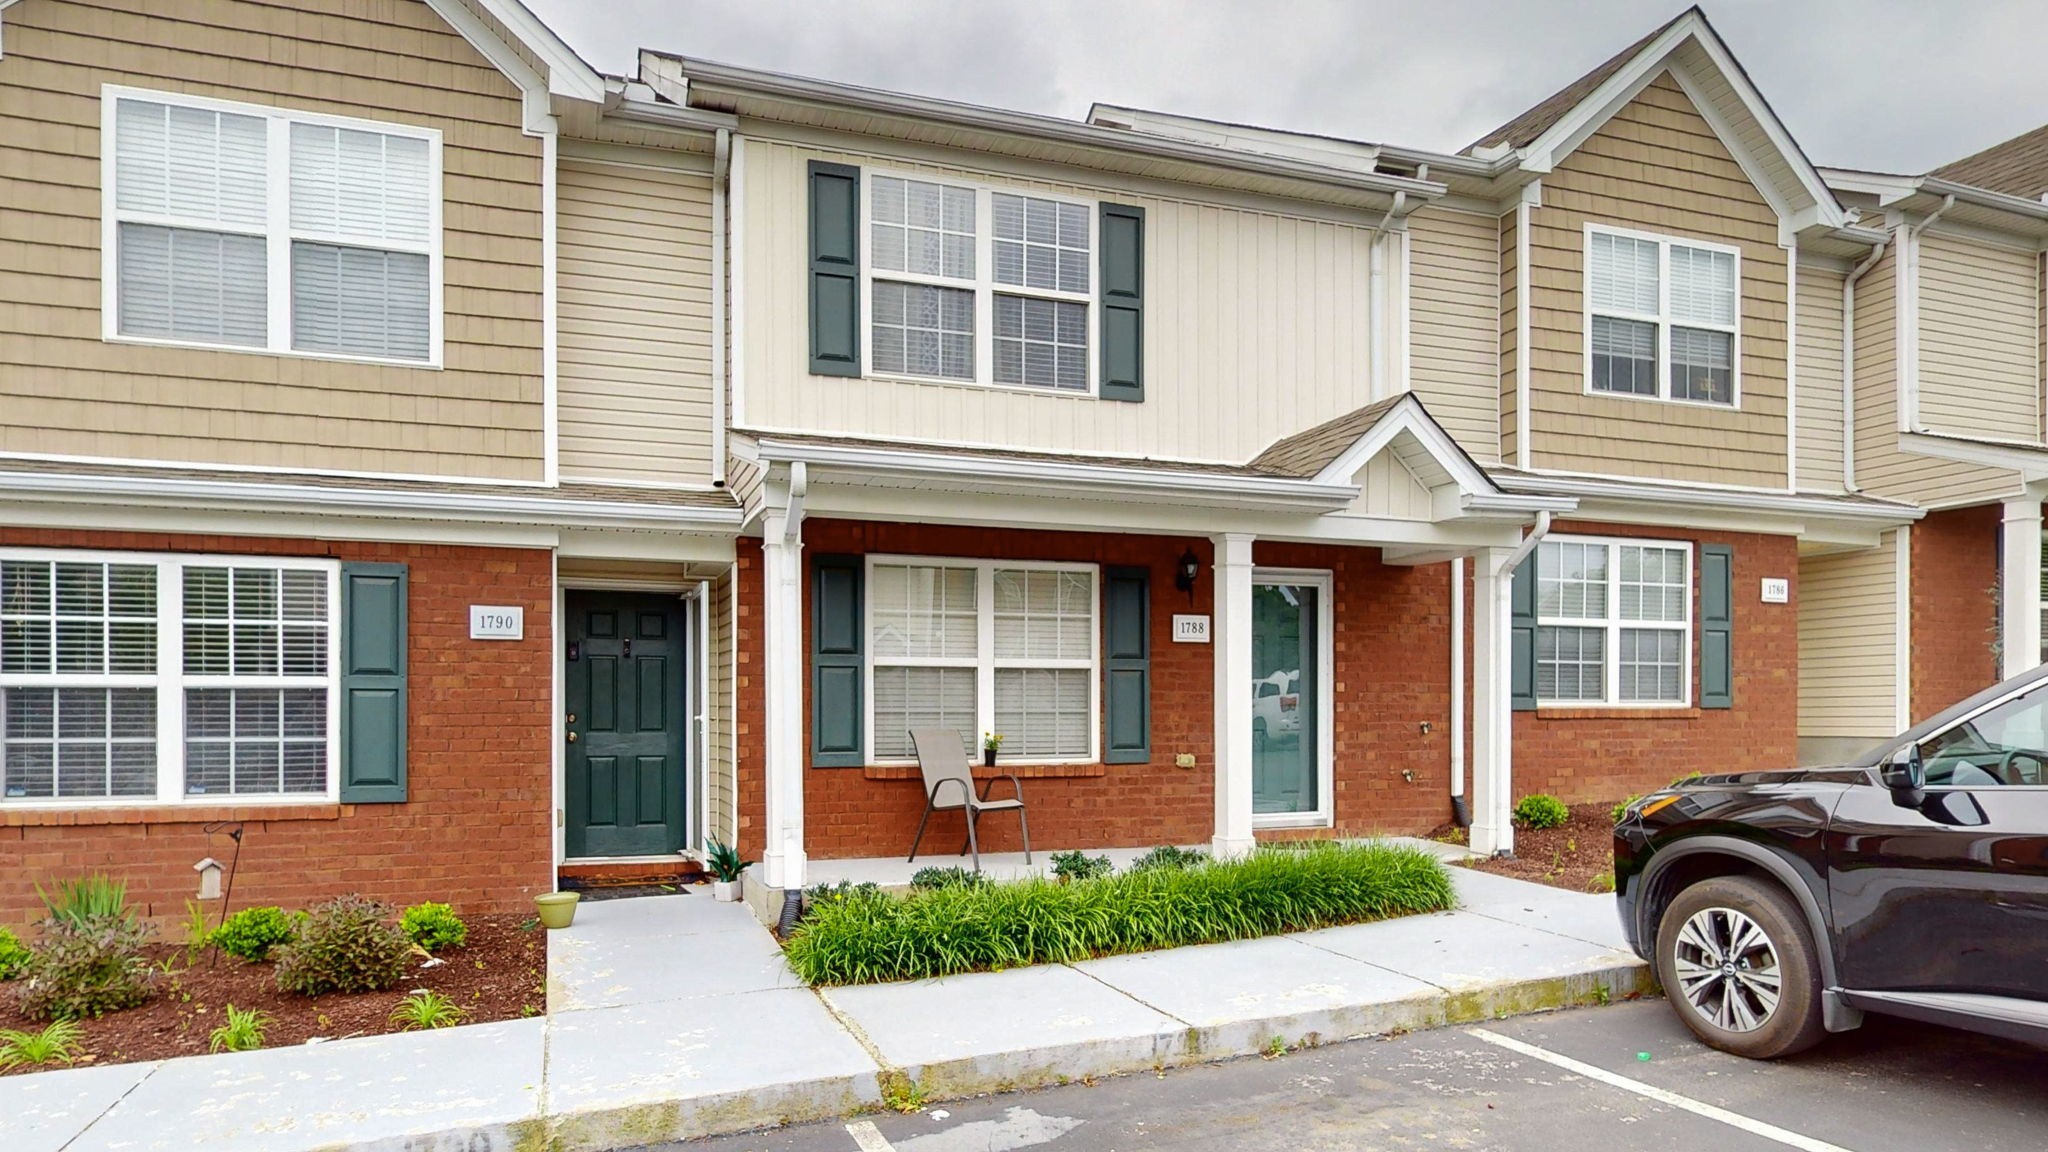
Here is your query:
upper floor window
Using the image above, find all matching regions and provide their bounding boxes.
[1585,226,1738,406]
[1534,536,1692,706]
[103,86,441,366]
[866,173,1096,393]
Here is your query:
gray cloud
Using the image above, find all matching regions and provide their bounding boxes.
[524,0,2048,174]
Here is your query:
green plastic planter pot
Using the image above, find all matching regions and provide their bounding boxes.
[534,891,580,929]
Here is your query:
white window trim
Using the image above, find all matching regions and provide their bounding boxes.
[99,84,445,369]
[1,548,341,809]
[858,167,1100,398]
[1534,534,1694,709]
[862,554,1101,766]
[1249,567,1335,831]
[1582,222,1741,409]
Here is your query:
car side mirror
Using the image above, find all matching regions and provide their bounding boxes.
[1882,744,1926,809]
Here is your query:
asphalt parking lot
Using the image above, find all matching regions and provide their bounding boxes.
[676,999,2048,1152]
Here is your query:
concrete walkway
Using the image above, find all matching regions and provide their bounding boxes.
[2,860,1651,1152]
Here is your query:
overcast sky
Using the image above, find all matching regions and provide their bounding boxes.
[522,0,2047,175]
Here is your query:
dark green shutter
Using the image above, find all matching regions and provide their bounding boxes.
[1700,544,1734,709]
[811,554,865,766]
[1099,202,1145,402]
[1102,566,1150,763]
[808,161,861,377]
[1510,554,1538,711]
[340,562,408,803]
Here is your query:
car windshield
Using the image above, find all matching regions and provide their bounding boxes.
[1918,680,2048,786]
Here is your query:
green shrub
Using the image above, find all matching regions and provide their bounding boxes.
[212,906,298,963]
[400,902,469,952]
[704,838,747,883]
[16,918,156,1020]
[1610,795,1641,825]
[0,1020,85,1069]
[909,866,988,891]
[273,895,411,997]
[0,927,29,981]
[1127,845,1210,874]
[1050,850,1113,882]
[1512,794,1570,831]
[208,1005,269,1053]
[786,841,1456,985]
[36,874,133,930]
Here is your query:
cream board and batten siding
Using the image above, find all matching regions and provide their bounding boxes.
[1519,74,1789,489]
[736,135,1377,464]
[557,157,716,485]
[1406,207,1501,462]
[1915,232,2041,445]
[0,0,544,480]
[1797,540,1899,763]
[1794,261,1846,492]
[1850,244,2017,506]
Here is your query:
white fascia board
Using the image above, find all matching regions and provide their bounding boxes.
[0,471,742,534]
[668,58,1446,203]
[1310,396,1497,494]
[468,0,606,104]
[1496,470,1923,524]
[423,0,555,133]
[1086,105,1386,174]
[752,438,1359,511]
[0,500,563,550]
[1900,431,2048,480]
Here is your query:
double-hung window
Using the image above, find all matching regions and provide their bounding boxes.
[866,172,1096,393]
[1,550,339,806]
[1586,226,1738,406]
[867,558,1097,763]
[103,86,440,365]
[1534,537,1691,706]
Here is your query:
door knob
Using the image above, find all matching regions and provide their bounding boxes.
[567,731,578,743]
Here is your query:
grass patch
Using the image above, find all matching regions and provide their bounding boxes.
[785,841,1454,985]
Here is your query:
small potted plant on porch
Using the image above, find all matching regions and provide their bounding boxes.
[705,838,747,902]
[981,732,1004,768]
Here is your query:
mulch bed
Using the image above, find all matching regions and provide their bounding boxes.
[1429,802,1619,894]
[0,913,546,1074]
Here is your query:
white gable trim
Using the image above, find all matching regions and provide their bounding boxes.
[1517,11,1846,231]
[1306,397,1563,522]
[467,0,606,104]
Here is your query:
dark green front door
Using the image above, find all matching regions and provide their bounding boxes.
[565,592,687,857]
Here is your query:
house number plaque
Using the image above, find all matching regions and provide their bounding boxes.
[469,605,525,640]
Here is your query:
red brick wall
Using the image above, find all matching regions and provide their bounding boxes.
[1910,504,2000,721]
[0,530,554,929]
[1513,523,1800,804]
[733,521,1467,861]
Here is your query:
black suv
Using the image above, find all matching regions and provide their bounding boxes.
[1615,665,2048,1059]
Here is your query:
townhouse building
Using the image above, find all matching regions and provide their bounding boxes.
[0,1,2039,922]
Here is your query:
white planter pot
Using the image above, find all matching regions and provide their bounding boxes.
[712,879,742,902]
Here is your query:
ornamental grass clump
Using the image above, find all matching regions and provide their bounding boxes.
[785,841,1455,986]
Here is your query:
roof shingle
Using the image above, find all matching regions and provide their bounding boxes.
[1932,123,2048,201]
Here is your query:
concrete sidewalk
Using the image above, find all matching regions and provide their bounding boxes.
[2,857,1652,1152]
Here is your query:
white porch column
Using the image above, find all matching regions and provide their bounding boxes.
[760,509,808,890]
[2002,495,2043,679]
[1470,546,1515,857]
[1211,533,1256,859]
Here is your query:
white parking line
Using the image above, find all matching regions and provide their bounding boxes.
[846,1118,896,1151]
[1470,1029,1858,1152]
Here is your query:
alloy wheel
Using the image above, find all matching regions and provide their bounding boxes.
[1672,906,1783,1033]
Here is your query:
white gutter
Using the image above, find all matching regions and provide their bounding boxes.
[1497,511,1553,576]
[711,127,731,488]
[752,438,1363,508]
[783,460,807,540]
[604,93,740,134]
[1449,557,1466,822]
[1495,471,1922,522]
[0,471,742,530]
[1842,235,1889,492]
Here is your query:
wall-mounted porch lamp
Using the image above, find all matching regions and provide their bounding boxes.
[1175,548,1201,602]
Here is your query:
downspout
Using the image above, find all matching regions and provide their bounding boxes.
[1900,195,1956,434]
[711,127,731,487]
[1842,238,1888,493]
[1449,557,1467,826]
[1499,510,1553,577]
[1367,191,1406,401]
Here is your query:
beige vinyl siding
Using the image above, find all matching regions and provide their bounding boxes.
[1917,232,2041,444]
[1407,207,1499,462]
[1798,542,1898,750]
[1795,263,1846,492]
[1524,73,1788,488]
[0,0,544,480]
[1850,243,2017,505]
[737,136,1375,464]
[1341,451,1434,520]
[558,159,716,485]
[707,565,736,845]
[1499,209,1521,465]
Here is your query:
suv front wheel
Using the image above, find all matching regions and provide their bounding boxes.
[1654,876,1827,1059]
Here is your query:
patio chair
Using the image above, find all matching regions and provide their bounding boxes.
[906,728,1030,870]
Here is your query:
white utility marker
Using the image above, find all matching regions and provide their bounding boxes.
[846,1119,896,1151]
[1469,1029,1856,1152]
